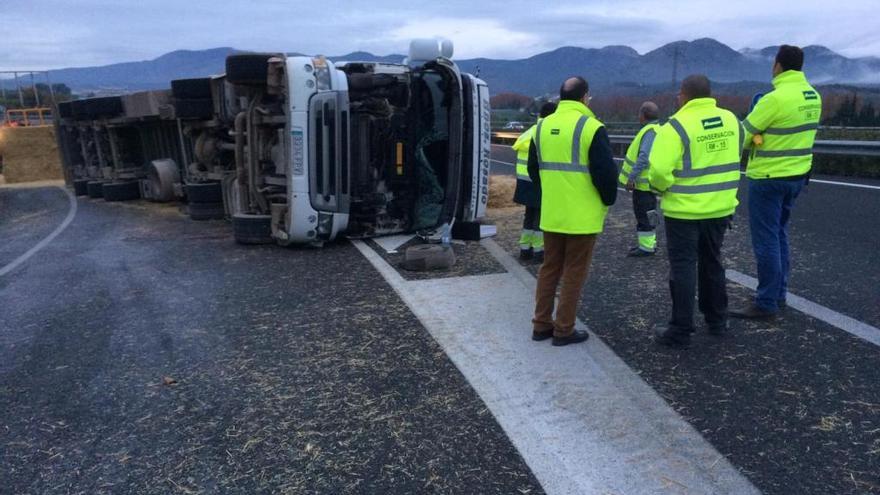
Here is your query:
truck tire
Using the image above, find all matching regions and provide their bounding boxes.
[171,77,213,99]
[73,179,90,196]
[225,53,275,86]
[185,181,223,203]
[58,102,74,119]
[232,213,273,245]
[173,98,214,119]
[86,181,106,199]
[83,97,124,118]
[189,202,226,221]
[103,181,141,201]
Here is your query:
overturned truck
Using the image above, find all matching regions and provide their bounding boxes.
[55,39,491,245]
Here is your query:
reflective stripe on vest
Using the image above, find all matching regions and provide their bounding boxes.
[514,125,537,182]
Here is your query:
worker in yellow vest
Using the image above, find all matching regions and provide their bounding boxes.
[619,101,662,257]
[648,75,742,348]
[512,102,557,262]
[527,77,618,346]
[730,45,822,320]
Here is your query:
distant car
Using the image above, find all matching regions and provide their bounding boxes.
[503,121,526,131]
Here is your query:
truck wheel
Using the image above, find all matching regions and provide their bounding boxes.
[73,179,91,196]
[173,98,214,119]
[232,213,273,245]
[148,159,180,203]
[83,97,124,118]
[189,202,226,221]
[171,78,213,99]
[225,53,275,86]
[103,181,141,202]
[185,181,223,204]
[86,181,106,199]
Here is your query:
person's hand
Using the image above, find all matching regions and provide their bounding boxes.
[626,179,636,192]
[752,134,764,147]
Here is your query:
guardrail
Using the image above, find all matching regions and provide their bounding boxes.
[492,132,880,157]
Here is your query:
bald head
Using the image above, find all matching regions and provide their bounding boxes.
[559,76,589,102]
[639,101,659,123]
[680,75,711,103]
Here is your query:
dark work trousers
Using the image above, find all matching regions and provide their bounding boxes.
[664,216,730,333]
[523,206,541,232]
[632,190,657,232]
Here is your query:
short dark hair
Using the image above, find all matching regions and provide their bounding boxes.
[776,45,804,72]
[559,77,589,101]
[640,101,659,121]
[539,102,557,118]
[680,74,711,100]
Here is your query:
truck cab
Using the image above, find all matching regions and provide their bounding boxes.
[227,39,490,245]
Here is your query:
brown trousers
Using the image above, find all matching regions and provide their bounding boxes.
[532,232,598,337]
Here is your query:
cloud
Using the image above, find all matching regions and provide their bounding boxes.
[0,0,878,70]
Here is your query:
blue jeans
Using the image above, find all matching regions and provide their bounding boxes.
[748,178,806,312]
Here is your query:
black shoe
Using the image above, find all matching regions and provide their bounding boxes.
[627,246,655,258]
[519,248,533,260]
[653,324,691,348]
[707,321,729,336]
[729,304,777,320]
[552,329,590,347]
[533,251,544,264]
[532,328,553,342]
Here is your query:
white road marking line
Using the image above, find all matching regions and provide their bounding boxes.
[0,186,77,278]
[353,238,759,495]
[726,269,880,347]
[807,177,880,190]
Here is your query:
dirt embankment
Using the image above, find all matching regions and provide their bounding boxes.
[0,126,62,184]
[488,175,519,209]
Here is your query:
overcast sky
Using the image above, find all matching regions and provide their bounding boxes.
[2,0,878,71]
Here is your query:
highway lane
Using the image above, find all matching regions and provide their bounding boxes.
[491,144,880,328]
[0,186,542,494]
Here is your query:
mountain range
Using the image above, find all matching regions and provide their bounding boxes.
[26,38,880,96]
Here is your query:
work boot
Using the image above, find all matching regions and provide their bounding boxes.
[533,250,544,264]
[552,329,590,347]
[519,248,533,260]
[729,304,777,320]
[653,324,691,348]
[531,327,553,342]
[627,246,655,258]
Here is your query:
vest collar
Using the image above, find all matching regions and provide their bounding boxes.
[772,70,807,88]
[555,99,597,119]
[677,97,717,114]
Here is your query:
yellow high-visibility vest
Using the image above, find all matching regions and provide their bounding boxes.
[512,123,538,182]
[534,100,607,234]
[619,122,661,192]
[742,70,822,179]
[648,97,742,220]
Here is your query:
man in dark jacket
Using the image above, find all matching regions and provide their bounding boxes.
[512,102,557,262]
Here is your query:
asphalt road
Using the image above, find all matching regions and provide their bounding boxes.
[0,186,542,494]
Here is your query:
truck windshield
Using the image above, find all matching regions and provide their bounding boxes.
[412,70,450,230]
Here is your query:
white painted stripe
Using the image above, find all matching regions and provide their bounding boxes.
[353,239,759,495]
[490,159,514,167]
[808,178,880,190]
[726,269,880,347]
[0,186,77,278]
